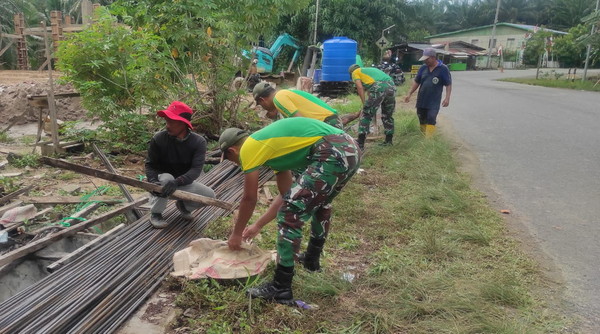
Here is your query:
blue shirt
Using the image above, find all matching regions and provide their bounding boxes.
[415,60,452,110]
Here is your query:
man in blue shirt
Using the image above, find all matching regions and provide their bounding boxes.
[404,48,452,138]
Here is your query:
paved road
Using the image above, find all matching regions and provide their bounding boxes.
[442,69,600,331]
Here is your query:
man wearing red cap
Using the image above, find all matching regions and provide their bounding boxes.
[145,101,215,228]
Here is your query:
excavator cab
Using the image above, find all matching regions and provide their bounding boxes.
[245,33,302,75]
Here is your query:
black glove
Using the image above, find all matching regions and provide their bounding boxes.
[160,180,178,197]
[149,179,162,197]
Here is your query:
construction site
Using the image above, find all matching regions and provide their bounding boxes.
[3,0,592,333]
[0,1,366,331]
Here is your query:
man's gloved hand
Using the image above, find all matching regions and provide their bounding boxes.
[160,180,178,197]
[149,179,162,197]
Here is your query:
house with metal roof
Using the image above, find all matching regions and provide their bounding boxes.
[426,23,567,69]
[427,23,567,52]
[388,42,486,72]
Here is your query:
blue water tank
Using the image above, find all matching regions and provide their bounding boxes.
[313,69,322,83]
[321,37,357,82]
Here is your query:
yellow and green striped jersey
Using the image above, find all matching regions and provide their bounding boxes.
[273,89,337,122]
[351,67,392,89]
[239,117,344,173]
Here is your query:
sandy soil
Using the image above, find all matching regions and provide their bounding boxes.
[0,70,87,127]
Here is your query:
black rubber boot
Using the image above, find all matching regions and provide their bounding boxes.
[357,133,366,150]
[247,265,294,305]
[380,134,393,146]
[298,237,325,272]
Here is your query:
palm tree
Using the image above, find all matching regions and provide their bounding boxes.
[550,0,596,30]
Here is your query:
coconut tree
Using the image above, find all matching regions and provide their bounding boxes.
[550,0,596,30]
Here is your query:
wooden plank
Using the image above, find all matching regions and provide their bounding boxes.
[0,39,15,57]
[0,197,147,267]
[0,185,33,205]
[46,223,125,272]
[92,143,142,221]
[41,157,234,210]
[20,196,125,205]
[0,33,21,39]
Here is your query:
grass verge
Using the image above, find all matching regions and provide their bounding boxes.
[499,75,600,92]
[171,101,569,333]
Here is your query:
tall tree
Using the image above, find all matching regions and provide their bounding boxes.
[550,0,596,30]
[553,24,589,67]
[57,0,308,150]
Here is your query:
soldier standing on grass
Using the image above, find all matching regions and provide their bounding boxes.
[404,48,452,138]
[252,82,344,129]
[218,117,361,305]
[145,101,216,228]
[348,64,397,149]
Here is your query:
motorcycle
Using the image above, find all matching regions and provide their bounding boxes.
[375,61,405,86]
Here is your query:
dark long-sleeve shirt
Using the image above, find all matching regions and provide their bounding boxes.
[145,130,206,186]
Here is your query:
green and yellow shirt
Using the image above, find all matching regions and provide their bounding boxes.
[239,117,344,173]
[351,67,392,90]
[273,89,338,122]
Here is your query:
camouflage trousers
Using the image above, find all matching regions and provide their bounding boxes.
[359,81,396,136]
[276,133,361,267]
[324,114,344,130]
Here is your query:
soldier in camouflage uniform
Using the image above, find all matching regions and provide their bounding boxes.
[219,117,361,305]
[348,64,396,148]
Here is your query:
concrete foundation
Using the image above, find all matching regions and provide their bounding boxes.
[0,234,96,303]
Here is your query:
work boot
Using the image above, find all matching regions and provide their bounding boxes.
[425,124,436,139]
[176,201,194,220]
[247,264,294,305]
[379,134,393,146]
[357,133,366,150]
[297,237,325,272]
[150,213,168,229]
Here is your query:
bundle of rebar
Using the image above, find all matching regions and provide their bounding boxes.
[0,161,274,333]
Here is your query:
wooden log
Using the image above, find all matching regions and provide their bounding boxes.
[92,143,142,221]
[3,207,52,233]
[20,196,125,205]
[0,197,148,267]
[41,157,234,210]
[0,185,33,206]
[341,111,361,125]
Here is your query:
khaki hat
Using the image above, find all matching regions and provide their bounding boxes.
[252,82,274,100]
[171,238,275,280]
[419,48,437,61]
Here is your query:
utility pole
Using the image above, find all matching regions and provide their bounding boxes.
[582,0,599,82]
[309,0,320,78]
[486,0,502,68]
[380,24,395,62]
[312,0,319,45]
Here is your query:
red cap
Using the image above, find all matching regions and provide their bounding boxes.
[157,101,193,128]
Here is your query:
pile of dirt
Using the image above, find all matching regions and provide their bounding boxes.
[0,81,87,126]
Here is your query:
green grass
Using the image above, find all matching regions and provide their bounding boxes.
[175,103,568,333]
[0,131,14,143]
[8,152,40,168]
[500,75,600,91]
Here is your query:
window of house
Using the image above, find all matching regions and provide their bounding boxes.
[488,38,497,48]
[471,39,479,46]
[507,38,515,49]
